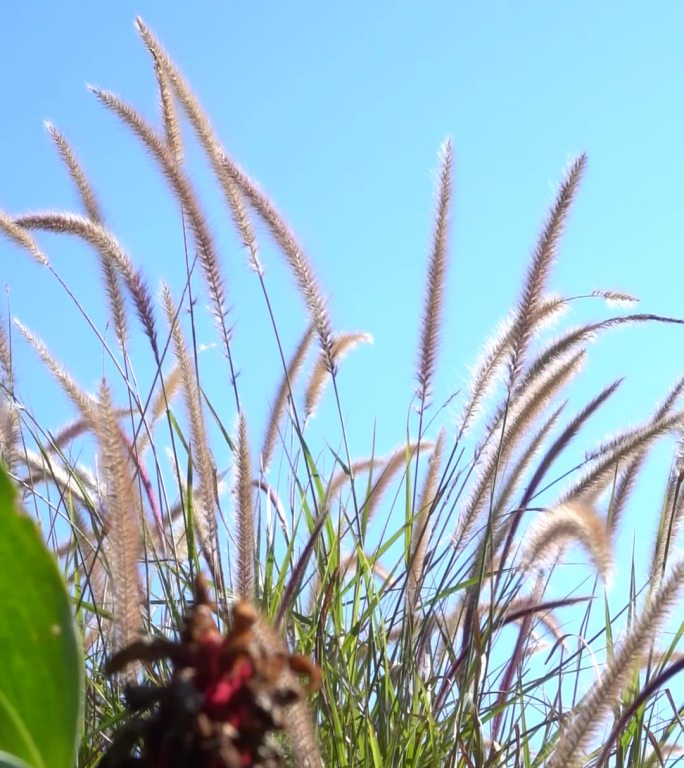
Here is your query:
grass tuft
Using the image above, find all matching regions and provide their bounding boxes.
[1,19,683,768]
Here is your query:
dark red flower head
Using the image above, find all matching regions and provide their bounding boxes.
[99,576,319,768]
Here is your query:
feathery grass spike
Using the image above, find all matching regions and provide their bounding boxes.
[45,122,104,223]
[150,56,184,164]
[305,331,372,419]
[261,324,315,470]
[455,295,567,439]
[0,211,49,266]
[16,321,97,424]
[235,412,254,599]
[408,429,445,615]
[162,283,219,574]
[508,154,587,388]
[17,212,157,356]
[89,86,239,404]
[95,379,144,654]
[221,155,336,371]
[547,557,684,767]
[416,137,452,410]
[135,17,262,273]
[522,499,612,580]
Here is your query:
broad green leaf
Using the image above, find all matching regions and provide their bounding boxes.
[0,464,83,768]
[0,751,32,768]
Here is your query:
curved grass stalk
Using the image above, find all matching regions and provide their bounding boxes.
[304,331,373,420]
[261,324,315,470]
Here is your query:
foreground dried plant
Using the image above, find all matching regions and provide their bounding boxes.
[100,576,320,768]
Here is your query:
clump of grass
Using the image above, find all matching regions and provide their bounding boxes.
[1,18,684,768]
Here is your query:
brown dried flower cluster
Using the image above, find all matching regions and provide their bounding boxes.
[99,577,319,768]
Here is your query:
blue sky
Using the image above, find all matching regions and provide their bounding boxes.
[1,1,684,593]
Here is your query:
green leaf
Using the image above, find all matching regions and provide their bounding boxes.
[0,464,83,768]
[0,751,33,768]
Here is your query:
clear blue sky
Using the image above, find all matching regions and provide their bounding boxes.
[1,2,683,587]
